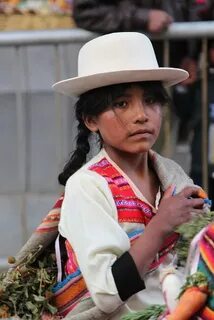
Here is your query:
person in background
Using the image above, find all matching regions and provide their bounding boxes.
[72,0,188,68]
[51,32,209,319]
[172,0,214,145]
[189,41,214,207]
[73,0,174,34]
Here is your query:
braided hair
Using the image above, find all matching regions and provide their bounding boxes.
[58,81,170,186]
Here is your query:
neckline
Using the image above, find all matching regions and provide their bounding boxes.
[101,149,161,212]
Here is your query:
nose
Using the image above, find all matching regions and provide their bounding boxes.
[132,100,149,123]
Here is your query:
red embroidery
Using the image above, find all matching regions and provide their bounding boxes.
[89,158,153,225]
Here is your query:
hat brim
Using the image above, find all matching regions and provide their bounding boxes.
[52,68,189,96]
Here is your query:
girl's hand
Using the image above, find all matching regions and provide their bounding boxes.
[156,186,205,234]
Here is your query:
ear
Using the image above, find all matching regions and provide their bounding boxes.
[84,115,99,132]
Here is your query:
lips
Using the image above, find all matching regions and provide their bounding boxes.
[129,128,153,136]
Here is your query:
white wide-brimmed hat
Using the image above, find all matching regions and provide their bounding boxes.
[52,32,189,96]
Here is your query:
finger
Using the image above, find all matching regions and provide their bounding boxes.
[161,16,172,30]
[162,184,176,199]
[167,14,173,24]
[178,186,201,199]
[186,197,205,208]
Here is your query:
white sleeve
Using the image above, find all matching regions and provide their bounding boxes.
[58,170,130,313]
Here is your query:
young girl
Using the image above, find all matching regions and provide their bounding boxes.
[52,32,207,319]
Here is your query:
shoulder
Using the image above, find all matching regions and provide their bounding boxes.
[64,151,114,201]
[150,150,195,192]
[60,153,118,223]
[154,152,187,173]
[66,168,108,194]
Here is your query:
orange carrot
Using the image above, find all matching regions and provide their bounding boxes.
[197,188,208,199]
[166,286,208,320]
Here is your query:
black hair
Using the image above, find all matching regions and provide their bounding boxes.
[58,81,170,186]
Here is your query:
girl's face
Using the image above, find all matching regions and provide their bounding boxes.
[85,85,164,154]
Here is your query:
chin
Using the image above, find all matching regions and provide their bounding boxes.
[126,145,151,154]
[135,141,154,152]
[110,141,154,155]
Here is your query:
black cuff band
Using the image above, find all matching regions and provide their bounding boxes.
[112,251,145,301]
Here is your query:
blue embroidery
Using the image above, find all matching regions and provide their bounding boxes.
[52,268,82,292]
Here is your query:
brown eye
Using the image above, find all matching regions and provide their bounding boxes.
[144,96,157,105]
[144,93,166,107]
[113,100,128,109]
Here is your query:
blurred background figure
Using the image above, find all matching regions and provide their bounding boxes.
[189,40,214,202]
[72,1,187,68]
[172,0,214,146]
[73,0,174,34]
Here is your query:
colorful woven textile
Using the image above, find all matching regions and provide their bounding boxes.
[198,223,214,319]
[36,196,63,234]
[52,268,89,317]
[13,196,63,266]
[184,222,214,319]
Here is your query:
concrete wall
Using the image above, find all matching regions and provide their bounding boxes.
[0,42,84,268]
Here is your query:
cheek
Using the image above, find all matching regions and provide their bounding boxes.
[157,116,163,133]
[150,110,163,139]
[150,107,163,127]
[156,112,163,128]
[98,112,126,138]
[101,110,126,130]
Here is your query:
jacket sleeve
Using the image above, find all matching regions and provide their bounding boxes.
[73,0,150,33]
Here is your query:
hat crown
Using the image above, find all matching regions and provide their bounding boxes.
[52,32,189,96]
[78,32,159,77]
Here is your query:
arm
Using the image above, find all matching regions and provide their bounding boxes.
[73,0,172,33]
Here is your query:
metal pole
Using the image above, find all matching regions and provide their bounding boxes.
[201,38,209,191]
[162,39,172,157]
[54,44,63,175]
[13,45,28,243]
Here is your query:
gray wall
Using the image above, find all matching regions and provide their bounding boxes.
[0,42,84,267]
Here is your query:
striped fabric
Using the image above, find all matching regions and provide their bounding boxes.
[35,196,63,234]
[198,223,214,319]
[52,269,89,317]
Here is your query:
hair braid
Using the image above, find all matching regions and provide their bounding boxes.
[58,120,91,186]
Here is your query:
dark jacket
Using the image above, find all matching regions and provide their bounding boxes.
[73,0,186,33]
[73,0,214,66]
[73,0,214,34]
